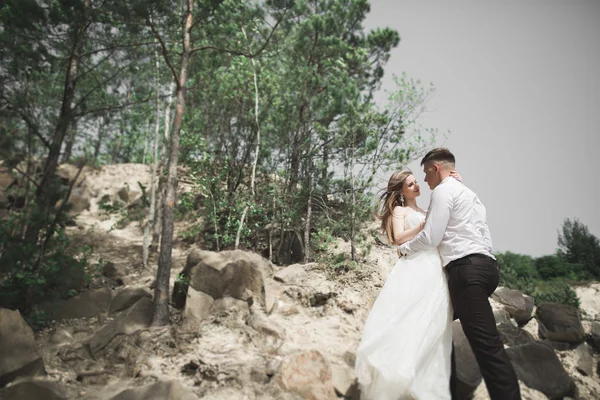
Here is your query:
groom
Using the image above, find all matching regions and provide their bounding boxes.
[398,148,521,400]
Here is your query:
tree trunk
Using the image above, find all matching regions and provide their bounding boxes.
[142,118,150,164]
[143,47,162,269]
[93,117,105,162]
[152,1,193,326]
[61,119,77,163]
[288,133,301,191]
[25,13,88,247]
[304,160,313,262]
[235,27,261,250]
[350,143,356,261]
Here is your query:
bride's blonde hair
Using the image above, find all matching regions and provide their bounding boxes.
[377,170,412,244]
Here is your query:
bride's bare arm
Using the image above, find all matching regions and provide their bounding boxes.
[391,207,425,245]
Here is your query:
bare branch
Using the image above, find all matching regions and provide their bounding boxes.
[146,15,180,87]
[12,165,41,190]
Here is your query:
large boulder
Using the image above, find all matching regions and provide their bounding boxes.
[536,302,585,345]
[591,321,600,351]
[575,343,593,377]
[0,379,68,400]
[39,288,112,321]
[506,341,575,399]
[109,288,152,314]
[274,263,311,284]
[497,322,535,347]
[451,321,481,399]
[87,297,154,357]
[182,287,214,329]
[274,350,337,400]
[491,288,534,325]
[177,249,273,309]
[109,380,198,400]
[0,309,46,387]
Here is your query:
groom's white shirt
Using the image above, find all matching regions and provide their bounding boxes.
[398,176,494,267]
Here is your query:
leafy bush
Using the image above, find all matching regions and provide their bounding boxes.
[496,251,580,308]
[0,192,92,328]
[558,218,600,279]
[534,254,586,281]
[532,279,580,308]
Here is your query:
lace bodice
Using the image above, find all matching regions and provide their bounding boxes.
[405,210,426,230]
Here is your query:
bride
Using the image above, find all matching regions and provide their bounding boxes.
[355,170,460,400]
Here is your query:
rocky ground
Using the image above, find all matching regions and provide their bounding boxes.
[1,163,600,400]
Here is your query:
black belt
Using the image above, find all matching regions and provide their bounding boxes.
[446,253,494,270]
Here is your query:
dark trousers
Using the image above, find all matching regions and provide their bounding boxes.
[446,254,521,400]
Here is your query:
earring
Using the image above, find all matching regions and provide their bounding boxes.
[400,194,405,207]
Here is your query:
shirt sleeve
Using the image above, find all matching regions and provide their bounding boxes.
[399,184,453,255]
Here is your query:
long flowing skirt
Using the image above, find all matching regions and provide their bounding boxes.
[355,249,453,400]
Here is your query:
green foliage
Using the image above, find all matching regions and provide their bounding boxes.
[496,219,600,309]
[558,218,600,279]
[496,251,580,308]
[534,254,586,281]
[532,279,580,308]
[0,207,92,325]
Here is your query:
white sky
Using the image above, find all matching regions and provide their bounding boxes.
[365,0,600,257]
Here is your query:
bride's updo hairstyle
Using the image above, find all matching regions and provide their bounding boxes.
[377,170,412,244]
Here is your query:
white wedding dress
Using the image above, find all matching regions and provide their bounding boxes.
[355,210,453,400]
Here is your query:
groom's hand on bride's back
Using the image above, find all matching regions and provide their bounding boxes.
[450,170,463,182]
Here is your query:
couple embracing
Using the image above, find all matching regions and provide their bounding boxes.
[354,148,522,400]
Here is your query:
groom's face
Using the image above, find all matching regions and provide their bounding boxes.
[423,161,441,190]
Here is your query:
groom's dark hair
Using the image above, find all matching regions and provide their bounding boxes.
[420,148,455,167]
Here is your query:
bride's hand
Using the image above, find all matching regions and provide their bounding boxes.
[419,220,425,231]
[450,170,463,182]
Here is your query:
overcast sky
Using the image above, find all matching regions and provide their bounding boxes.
[364,0,600,257]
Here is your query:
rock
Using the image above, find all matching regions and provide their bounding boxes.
[522,317,540,341]
[549,341,573,351]
[109,380,198,400]
[182,287,214,329]
[274,263,311,284]
[247,314,285,340]
[264,282,277,315]
[274,300,301,317]
[48,327,73,347]
[117,187,130,203]
[452,321,481,399]
[55,164,86,187]
[87,297,154,357]
[506,341,575,399]
[274,350,337,400]
[0,309,46,387]
[331,364,356,398]
[211,297,249,315]
[536,302,585,344]
[575,343,593,376]
[102,262,128,281]
[66,190,90,214]
[284,282,337,308]
[109,288,152,314]
[180,248,272,308]
[0,379,68,400]
[40,288,112,321]
[491,288,534,325]
[591,321,600,351]
[497,322,535,347]
[493,308,512,325]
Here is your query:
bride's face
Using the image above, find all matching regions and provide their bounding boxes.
[402,175,421,200]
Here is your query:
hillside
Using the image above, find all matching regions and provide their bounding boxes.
[0,163,599,400]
